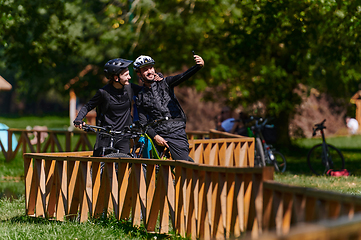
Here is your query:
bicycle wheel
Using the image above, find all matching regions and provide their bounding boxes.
[104,152,131,172]
[307,144,345,175]
[104,152,130,158]
[272,151,286,173]
[254,138,266,167]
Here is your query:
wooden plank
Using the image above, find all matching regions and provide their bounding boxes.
[24,156,36,215]
[79,161,92,222]
[226,172,235,238]
[52,133,64,152]
[211,172,222,237]
[45,160,56,218]
[197,170,206,238]
[187,168,197,238]
[262,188,273,231]
[118,162,131,219]
[131,163,145,226]
[35,158,46,217]
[272,191,283,235]
[11,131,24,161]
[204,171,212,239]
[56,160,67,221]
[65,132,71,152]
[282,192,293,235]
[244,173,252,231]
[292,194,306,224]
[92,162,102,217]
[7,130,13,161]
[146,164,160,232]
[158,165,170,234]
[305,197,317,222]
[167,166,176,229]
[328,201,341,220]
[236,173,245,233]
[67,160,80,220]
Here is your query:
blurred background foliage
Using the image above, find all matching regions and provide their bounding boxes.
[1,0,361,144]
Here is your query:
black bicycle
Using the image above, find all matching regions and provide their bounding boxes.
[248,116,287,172]
[307,119,345,175]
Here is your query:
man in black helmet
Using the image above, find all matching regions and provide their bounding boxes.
[73,58,143,156]
[134,53,204,161]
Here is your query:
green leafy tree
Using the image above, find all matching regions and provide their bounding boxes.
[127,0,361,144]
[1,0,361,145]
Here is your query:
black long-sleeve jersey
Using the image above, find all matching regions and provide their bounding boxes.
[75,83,142,131]
[136,64,202,138]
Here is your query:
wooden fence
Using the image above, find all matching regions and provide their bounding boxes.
[1,128,242,162]
[254,213,361,240]
[22,136,361,239]
[24,149,272,239]
[262,181,361,235]
[189,137,255,166]
[0,129,94,162]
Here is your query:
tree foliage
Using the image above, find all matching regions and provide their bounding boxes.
[1,0,361,143]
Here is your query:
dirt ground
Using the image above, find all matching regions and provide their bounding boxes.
[178,86,353,138]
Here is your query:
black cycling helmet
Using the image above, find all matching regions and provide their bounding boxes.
[104,58,133,79]
[133,55,155,72]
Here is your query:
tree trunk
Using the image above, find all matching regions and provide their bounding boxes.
[275,110,291,148]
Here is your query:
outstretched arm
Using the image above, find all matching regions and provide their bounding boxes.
[166,55,205,87]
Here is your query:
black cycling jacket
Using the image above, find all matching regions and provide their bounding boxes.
[136,64,202,138]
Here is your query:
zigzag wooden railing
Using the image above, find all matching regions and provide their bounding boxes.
[1,129,94,162]
[1,128,242,162]
[186,129,244,140]
[189,137,255,166]
[24,149,272,240]
[253,213,361,240]
[260,181,361,237]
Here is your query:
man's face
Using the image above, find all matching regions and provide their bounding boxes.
[115,69,131,85]
[139,65,155,81]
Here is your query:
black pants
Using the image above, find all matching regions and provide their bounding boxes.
[154,128,193,162]
[93,134,130,157]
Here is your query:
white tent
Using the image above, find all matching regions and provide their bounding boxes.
[0,75,12,91]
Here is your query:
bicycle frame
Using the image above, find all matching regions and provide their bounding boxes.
[130,133,166,159]
[313,120,332,169]
[252,118,274,164]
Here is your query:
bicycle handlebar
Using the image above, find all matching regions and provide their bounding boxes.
[81,117,170,138]
[246,116,273,131]
[312,119,326,137]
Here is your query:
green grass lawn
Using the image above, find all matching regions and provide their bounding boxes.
[273,134,361,195]
[0,197,180,240]
[1,115,361,238]
[0,115,70,130]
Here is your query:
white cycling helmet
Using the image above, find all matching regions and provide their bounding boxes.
[133,55,155,72]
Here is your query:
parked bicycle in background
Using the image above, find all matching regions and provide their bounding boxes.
[247,116,287,172]
[307,119,345,175]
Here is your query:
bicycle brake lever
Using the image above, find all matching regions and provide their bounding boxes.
[82,125,95,132]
